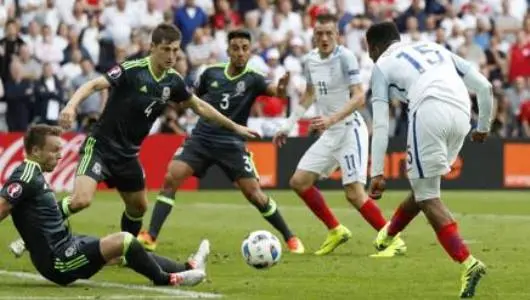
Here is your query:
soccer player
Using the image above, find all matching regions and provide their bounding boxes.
[272,14,404,256]
[366,22,491,298]
[55,25,257,234]
[1,125,209,287]
[137,30,304,254]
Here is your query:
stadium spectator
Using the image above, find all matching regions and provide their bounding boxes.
[507,30,530,83]
[35,62,64,126]
[36,0,60,34]
[138,0,165,32]
[212,0,242,30]
[4,60,34,132]
[506,76,530,117]
[174,0,208,47]
[396,0,427,32]
[71,57,106,132]
[34,24,64,72]
[0,19,24,82]
[100,0,136,48]
[65,0,89,35]
[18,44,41,81]
[458,29,486,69]
[518,98,530,137]
[62,27,90,65]
[21,21,42,56]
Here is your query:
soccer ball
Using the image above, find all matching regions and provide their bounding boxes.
[241,230,282,269]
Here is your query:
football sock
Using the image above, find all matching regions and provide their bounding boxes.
[388,204,419,236]
[148,190,176,239]
[123,234,171,285]
[121,211,143,236]
[148,253,189,273]
[435,222,470,263]
[358,198,387,231]
[297,186,339,230]
[258,198,294,241]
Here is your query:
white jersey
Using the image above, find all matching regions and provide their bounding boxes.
[302,45,363,130]
[369,41,494,179]
[371,41,472,117]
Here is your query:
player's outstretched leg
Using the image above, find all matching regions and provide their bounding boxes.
[371,193,419,258]
[138,160,194,251]
[290,170,349,255]
[344,182,406,257]
[412,177,486,298]
[237,178,305,254]
[101,232,205,286]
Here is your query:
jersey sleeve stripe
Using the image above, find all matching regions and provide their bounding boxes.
[122,59,149,70]
[20,164,35,183]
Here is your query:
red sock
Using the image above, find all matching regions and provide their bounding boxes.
[297,186,339,230]
[358,198,387,231]
[436,222,470,263]
[387,206,419,236]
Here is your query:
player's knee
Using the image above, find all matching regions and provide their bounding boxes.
[289,174,311,192]
[344,183,367,208]
[345,191,364,208]
[163,171,181,190]
[127,200,147,216]
[242,185,265,205]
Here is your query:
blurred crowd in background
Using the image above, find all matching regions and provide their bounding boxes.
[0,0,529,138]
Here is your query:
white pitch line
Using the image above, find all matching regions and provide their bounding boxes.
[0,296,180,300]
[188,202,530,221]
[0,270,221,299]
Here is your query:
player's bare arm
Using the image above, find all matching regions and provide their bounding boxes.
[182,94,260,139]
[59,76,111,129]
[264,72,290,99]
[0,196,12,222]
[273,83,315,147]
[312,83,366,131]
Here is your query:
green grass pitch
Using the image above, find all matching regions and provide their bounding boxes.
[0,190,529,299]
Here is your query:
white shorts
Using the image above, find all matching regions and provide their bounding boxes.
[407,100,470,196]
[297,118,369,185]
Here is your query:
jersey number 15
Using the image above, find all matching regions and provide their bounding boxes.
[397,44,444,74]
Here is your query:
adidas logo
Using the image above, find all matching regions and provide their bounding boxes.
[211,81,218,88]
[140,85,147,93]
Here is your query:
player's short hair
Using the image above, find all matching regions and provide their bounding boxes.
[24,124,62,154]
[366,21,401,48]
[315,13,338,25]
[227,29,252,43]
[151,23,182,45]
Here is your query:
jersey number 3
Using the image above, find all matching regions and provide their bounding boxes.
[220,93,230,110]
[397,44,444,74]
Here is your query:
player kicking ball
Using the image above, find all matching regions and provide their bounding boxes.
[137,30,304,254]
[273,14,404,256]
[366,22,491,298]
[9,24,258,258]
[1,125,209,287]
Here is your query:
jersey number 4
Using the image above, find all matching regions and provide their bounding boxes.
[144,100,157,117]
[397,44,444,74]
